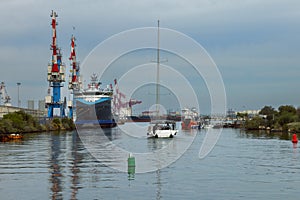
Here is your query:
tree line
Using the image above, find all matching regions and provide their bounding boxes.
[241,105,300,132]
[0,111,75,134]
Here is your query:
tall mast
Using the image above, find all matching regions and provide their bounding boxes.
[155,20,160,117]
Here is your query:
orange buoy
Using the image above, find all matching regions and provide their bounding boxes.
[292,133,298,144]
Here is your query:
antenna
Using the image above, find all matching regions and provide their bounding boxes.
[155,20,160,117]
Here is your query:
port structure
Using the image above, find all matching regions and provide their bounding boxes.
[68,35,81,119]
[0,82,11,106]
[113,79,142,117]
[45,10,66,118]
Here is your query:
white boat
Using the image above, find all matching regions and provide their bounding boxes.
[147,20,178,138]
[147,120,178,138]
[203,124,214,129]
[203,123,223,129]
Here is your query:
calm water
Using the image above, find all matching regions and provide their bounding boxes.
[1,125,300,200]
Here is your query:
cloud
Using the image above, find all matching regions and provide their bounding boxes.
[0,0,299,110]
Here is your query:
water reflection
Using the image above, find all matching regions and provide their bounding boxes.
[238,129,291,140]
[78,127,126,172]
[154,170,162,200]
[70,131,83,200]
[48,131,85,200]
[147,137,170,151]
[49,132,63,200]
[2,129,300,199]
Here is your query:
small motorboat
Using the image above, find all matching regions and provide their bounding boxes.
[147,120,178,138]
[7,133,23,140]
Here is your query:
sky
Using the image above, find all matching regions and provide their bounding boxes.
[0,0,300,114]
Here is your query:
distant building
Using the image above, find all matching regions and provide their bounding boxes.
[227,109,236,118]
[236,110,260,115]
[0,105,46,119]
[236,109,260,119]
[38,100,45,111]
[28,100,34,110]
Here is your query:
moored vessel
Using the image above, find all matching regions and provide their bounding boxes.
[146,20,178,138]
[181,107,199,130]
[147,120,178,138]
[75,74,116,128]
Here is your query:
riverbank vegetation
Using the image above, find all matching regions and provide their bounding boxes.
[0,111,75,134]
[241,105,300,132]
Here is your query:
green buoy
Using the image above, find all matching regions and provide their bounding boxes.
[127,153,135,178]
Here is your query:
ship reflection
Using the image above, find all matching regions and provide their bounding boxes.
[76,125,120,141]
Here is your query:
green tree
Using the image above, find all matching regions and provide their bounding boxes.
[278,105,296,115]
[0,119,17,133]
[237,112,248,120]
[3,111,25,131]
[245,116,264,130]
[277,112,297,126]
[61,118,75,130]
[52,118,61,130]
[259,106,277,118]
[0,111,41,133]
[297,107,300,121]
[276,105,298,131]
[259,106,277,127]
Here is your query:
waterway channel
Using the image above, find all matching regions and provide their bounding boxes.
[0,125,299,199]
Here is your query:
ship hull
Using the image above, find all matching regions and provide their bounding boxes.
[75,98,116,128]
[181,118,198,130]
[126,115,151,122]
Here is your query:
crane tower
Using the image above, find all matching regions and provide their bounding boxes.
[0,82,11,106]
[68,35,81,91]
[45,10,66,118]
[68,35,81,119]
[113,79,142,117]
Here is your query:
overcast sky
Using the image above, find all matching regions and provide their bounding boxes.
[0,0,299,113]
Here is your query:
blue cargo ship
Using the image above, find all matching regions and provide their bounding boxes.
[74,74,116,128]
